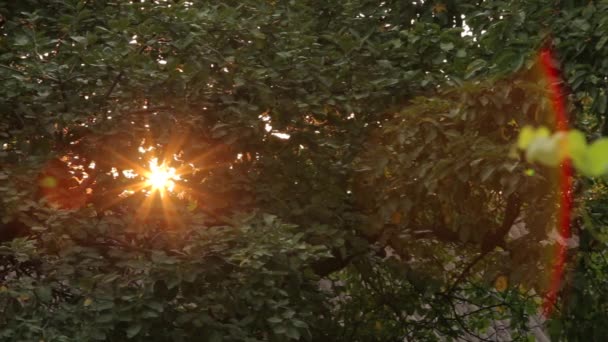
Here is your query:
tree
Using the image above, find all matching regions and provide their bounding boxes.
[0,0,607,341]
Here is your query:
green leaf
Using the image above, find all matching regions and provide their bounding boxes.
[292,320,308,329]
[71,36,88,45]
[572,19,590,31]
[34,286,52,303]
[586,139,608,176]
[126,323,142,338]
[252,30,266,40]
[440,42,454,51]
[267,316,283,324]
[480,165,495,182]
[14,35,29,46]
[596,36,608,50]
[596,93,607,114]
[465,59,487,79]
[208,331,223,342]
[145,301,164,312]
[285,327,301,340]
[567,130,588,170]
[96,314,114,324]
[273,325,287,334]
[567,130,587,154]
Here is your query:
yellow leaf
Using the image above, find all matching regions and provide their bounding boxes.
[84,298,93,307]
[0,286,7,293]
[494,275,508,292]
[433,3,447,13]
[517,126,535,149]
[517,125,550,150]
[536,126,551,138]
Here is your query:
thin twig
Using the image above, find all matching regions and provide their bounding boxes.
[449,301,499,342]
[0,64,25,75]
[58,76,70,113]
[102,43,149,102]
[103,70,124,101]
[445,250,489,295]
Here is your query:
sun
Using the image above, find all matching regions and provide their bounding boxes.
[145,158,180,193]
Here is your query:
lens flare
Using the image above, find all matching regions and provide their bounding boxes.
[145,158,180,193]
[539,47,573,318]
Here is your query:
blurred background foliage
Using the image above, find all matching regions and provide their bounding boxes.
[1,0,608,341]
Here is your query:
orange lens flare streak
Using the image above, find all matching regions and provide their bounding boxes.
[539,48,573,318]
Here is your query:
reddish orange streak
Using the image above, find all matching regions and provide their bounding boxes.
[539,48,573,317]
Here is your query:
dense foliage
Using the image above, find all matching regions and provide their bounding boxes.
[1,0,608,341]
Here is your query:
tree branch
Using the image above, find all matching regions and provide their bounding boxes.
[445,194,522,295]
[102,43,148,102]
[103,70,124,101]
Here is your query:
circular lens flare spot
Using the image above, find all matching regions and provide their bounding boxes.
[145,158,180,193]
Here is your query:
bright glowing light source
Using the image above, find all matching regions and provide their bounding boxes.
[122,169,138,178]
[118,189,135,198]
[138,145,155,154]
[271,132,291,139]
[110,167,119,178]
[145,158,180,193]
